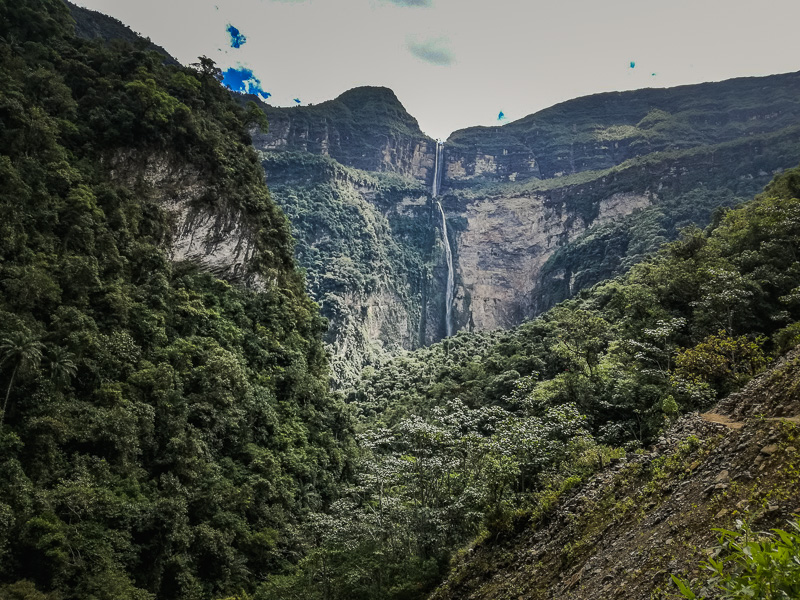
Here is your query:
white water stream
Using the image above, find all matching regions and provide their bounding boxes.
[432,142,454,337]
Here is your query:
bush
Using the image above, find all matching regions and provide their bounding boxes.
[672,519,800,599]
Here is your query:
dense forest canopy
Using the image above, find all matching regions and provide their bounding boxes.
[0,1,353,598]
[1,2,800,600]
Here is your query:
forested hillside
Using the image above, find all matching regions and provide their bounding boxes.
[263,167,800,599]
[2,2,800,600]
[0,2,352,598]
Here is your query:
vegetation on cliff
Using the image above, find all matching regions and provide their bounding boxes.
[3,2,800,600]
[0,2,351,598]
[261,152,436,385]
[276,166,800,599]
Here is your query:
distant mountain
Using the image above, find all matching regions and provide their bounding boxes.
[66,1,179,64]
[246,86,437,181]
[445,71,800,182]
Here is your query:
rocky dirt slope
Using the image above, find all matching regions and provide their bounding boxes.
[432,348,800,600]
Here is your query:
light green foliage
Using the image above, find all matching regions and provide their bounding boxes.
[271,397,607,599]
[672,520,800,599]
[673,331,768,394]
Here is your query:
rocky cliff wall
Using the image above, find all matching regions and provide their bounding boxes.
[247,87,438,184]
[260,152,444,385]
[109,151,264,287]
[441,124,800,332]
[449,191,652,332]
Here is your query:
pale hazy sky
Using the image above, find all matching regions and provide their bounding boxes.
[73,0,800,140]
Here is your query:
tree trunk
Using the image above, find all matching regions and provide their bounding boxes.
[1,363,18,425]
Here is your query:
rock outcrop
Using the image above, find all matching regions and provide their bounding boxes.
[443,121,800,332]
[110,152,264,288]
[249,87,438,183]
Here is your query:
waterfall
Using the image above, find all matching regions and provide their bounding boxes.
[432,142,454,336]
[432,141,444,198]
[437,201,455,337]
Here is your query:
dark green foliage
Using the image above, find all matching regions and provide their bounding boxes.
[0,3,352,599]
[65,0,178,65]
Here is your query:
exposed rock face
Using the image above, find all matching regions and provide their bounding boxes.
[110,152,262,287]
[165,196,259,284]
[444,122,800,330]
[248,87,438,183]
[450,191,652,331]
[326,287,420,383]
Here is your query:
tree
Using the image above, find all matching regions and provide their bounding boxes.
[47,346,77,387]
[673,330,768,396]
[548,305,610,377]
[191,55,223,82]
[0,331,45,424]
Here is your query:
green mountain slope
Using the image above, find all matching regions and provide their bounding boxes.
[0,2,351,599]
[431,347,800,600]
[260,152,439,385]
[267,165,800,600]
[65,0,178,64]
[445,70,800,182]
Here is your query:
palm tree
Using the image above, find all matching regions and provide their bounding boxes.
[0,331,45,424]
[48,346,77,388]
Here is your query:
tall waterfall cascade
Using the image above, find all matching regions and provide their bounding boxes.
[432,142,454,337]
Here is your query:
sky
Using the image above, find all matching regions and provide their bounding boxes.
[74,0,800,141]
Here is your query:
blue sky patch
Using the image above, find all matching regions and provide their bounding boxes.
[222,66,270,100]
[227,24,247,48]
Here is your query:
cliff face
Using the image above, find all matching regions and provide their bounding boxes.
[444,123,800,331]
[109,151,264,287]
[249,87,438,183]
[431,347,800,600]
[260,152,446,385]
[253,73,800,379]
[450,191,652,331]
[444,71,800,183]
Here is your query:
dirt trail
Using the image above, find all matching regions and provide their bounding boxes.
[700,412,744,429]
